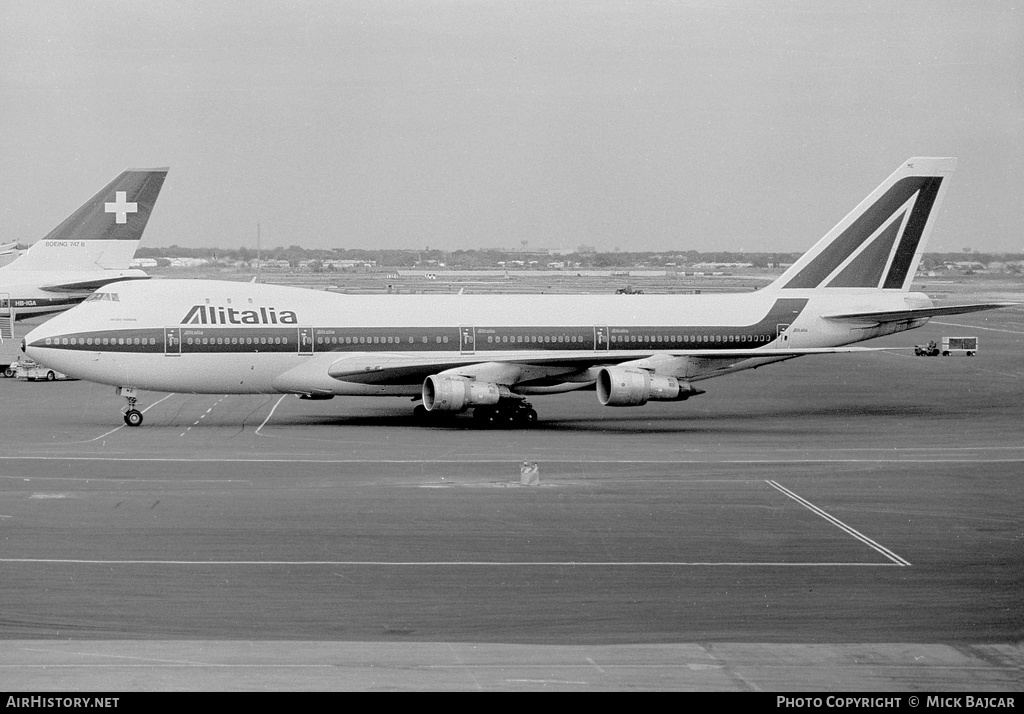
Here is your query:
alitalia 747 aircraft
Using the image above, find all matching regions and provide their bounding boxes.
[24,157,1012,427]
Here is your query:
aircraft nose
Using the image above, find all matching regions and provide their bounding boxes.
[23,320,56,355]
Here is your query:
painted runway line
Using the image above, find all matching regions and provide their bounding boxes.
[0,663,338,669]
[180,395,228,436]
[14,648,241,667]
[0,558,899,567]
[766,480,911,566]
[931,320,1024,335]
[255,395,288,435]
[2,455,1023,465]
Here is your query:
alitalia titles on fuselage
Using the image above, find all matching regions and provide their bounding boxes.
[181,304,298,325]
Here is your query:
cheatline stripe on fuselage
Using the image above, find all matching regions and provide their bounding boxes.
[30,297,808,356]
[2,296,87,311]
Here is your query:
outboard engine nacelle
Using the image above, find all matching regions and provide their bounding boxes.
[596,366,703,406]
[423,375,506,412]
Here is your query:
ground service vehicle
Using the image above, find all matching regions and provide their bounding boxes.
[14,358,73,381]
[941,336,977,356]
[914,337,977,357]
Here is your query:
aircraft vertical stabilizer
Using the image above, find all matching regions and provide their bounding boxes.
[766,158,956,292]
[9,168,168,272]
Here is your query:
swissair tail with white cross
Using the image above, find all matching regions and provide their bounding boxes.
[1,168,168,326]
[23,158,1015,427]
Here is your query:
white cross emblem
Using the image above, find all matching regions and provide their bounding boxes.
[104,191,138,224]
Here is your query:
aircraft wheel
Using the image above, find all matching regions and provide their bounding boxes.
[3,368,13,378]
[412,404,429,420]
[521,408,538,425]
[473,407,497,426]
[46,371,56,381]
[124,409,143,427]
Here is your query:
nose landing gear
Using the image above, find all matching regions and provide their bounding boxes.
[117,386,143,427]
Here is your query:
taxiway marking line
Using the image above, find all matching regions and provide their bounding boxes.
[0,558,899,567]
[766,480,911,566]
[83,393,177,443]
[181,395,227,436]
[17,647,228,667]
[255,395,288,435]
[0,664,338,669]
[2,456,1023,465]
[931,320,1024,334]
[0,477,249,484]
[0,663,775,670]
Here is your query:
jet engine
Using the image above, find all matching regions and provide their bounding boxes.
[596,366,703,406]
[422,375,507,412]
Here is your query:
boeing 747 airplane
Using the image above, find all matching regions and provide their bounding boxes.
[0,168,167,327]
[24,158,1012,427]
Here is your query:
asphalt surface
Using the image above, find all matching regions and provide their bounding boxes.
[0,303,1021,690]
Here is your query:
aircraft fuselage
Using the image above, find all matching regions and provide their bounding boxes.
[24,278,928,396]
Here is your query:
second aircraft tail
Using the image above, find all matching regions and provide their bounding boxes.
[10,168,168,272]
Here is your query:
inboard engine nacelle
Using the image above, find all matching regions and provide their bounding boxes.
[423,375,511,412]
[597,367,703,407]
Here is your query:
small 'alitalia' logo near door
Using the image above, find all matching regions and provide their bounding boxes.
[181,305,298,325]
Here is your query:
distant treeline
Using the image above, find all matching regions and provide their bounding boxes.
[135,245,801,268]
[134,245,1024,270]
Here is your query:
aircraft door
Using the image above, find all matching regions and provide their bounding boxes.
[164,327,181,356]
[297,327,313,355]
[594,326,610,350]
[460,326,475,355]
[776,323,790,346]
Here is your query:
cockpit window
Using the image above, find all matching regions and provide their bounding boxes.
[86,292,119,302]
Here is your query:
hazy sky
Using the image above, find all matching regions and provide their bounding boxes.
[2,1,1022,254]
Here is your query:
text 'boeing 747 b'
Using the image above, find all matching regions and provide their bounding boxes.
[24,158,1014,427]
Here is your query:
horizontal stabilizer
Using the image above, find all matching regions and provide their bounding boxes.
[823,302,1016,324]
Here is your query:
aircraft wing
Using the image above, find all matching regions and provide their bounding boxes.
[326,347,883,385]
[823,303,1016,323]
[39,275,152,293]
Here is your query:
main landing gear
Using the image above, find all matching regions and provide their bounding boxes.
[412,399,538,428]
[118,386,143,427]
[472,400,538,428]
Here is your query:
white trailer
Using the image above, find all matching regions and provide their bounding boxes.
[941,336,978,356]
